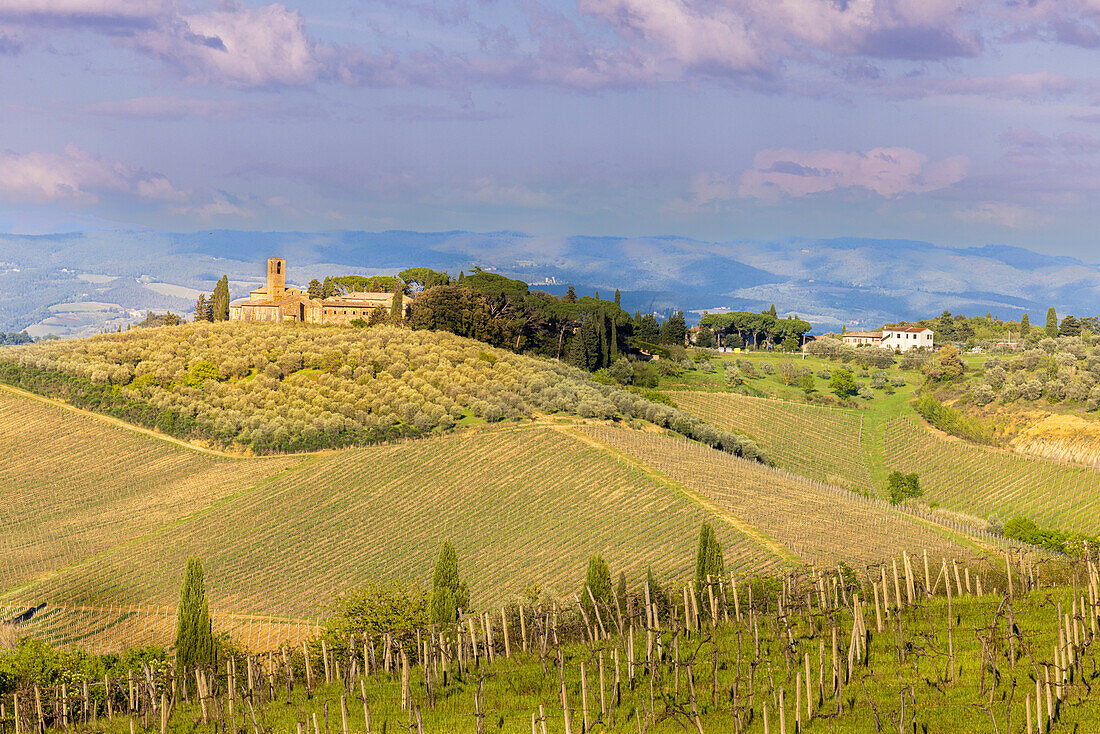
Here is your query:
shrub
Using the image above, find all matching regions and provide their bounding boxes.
[829,369,857,398]
[972,383,995,406]
[326,581,429,655]
[886,471,922,504]
[914,393,994,443]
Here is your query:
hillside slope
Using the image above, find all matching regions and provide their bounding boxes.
[669,390,874,493]
[0,322,755,457]
[1,388,997,633]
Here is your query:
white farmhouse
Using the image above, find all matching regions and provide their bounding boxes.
[842,326,933,352]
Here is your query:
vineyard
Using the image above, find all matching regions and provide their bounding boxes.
[669,391,873,493]
[1,371,1080,660]
[0,389,297,593]
[2,389,791,637]
[577,424,1000,570]
[884,417,1100,535]
[5,556,1097,733]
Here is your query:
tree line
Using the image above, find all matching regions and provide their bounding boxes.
[697,306,812,351]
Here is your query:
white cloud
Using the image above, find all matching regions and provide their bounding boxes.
[0,1,324,87]
[131,4,322,87]
[739,147,969,200]
[0,144,186,204]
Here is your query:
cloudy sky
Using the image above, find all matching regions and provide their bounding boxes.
[1,0,1100,256]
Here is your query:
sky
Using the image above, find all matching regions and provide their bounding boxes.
[1,0,1100,258]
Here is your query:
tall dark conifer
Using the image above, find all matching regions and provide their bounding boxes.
[175,557,215,669]
[430,540,469,624]
[693,523,725,597]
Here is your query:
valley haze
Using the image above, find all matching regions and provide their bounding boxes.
[3,229,1097,339]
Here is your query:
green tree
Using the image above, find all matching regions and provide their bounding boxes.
[174,557,215,669]
[661,310,687,345]
[429,540,469,624]
[390,288,404,322]
[1046,307,1058,337]
[194,294,209,322]
[565,285,577,303]
[211,275,231,321]
[614,289,621,309]
[886,471,922,504]
[308,278,323,299]
[634,313,660,343]
[767,304,777,318]
[322,276,336,299]
[581,555,613,621]
[327,581,429,655]
[1020,313,1031,336]
[829,368,858,397]
[1060,314,1081,337]
[693,523,725,596]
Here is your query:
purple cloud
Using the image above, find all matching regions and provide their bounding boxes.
[0,144,186,204]
[740,147,969,200]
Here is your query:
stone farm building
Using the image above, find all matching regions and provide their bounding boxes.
[842,327,933,352]
[229,259,410,325]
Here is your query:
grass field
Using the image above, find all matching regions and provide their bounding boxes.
[884,416,1100,535]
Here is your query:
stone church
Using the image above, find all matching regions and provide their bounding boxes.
[229,258,409,325]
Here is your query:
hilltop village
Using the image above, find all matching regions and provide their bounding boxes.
[230,259,409,325]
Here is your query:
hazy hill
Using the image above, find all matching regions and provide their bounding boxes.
[2,229,1098,336]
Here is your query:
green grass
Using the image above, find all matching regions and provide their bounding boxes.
[21,584,1098,733]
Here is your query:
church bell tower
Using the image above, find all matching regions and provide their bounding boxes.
[267,258,286,301]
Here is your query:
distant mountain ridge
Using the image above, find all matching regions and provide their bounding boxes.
[0,229,1097,337]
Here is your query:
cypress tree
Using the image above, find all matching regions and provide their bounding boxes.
[1046,307,1058,337]
[175,557,215,669]
[614,289,621,309]
[1020,313,1031,336]
[768,304,777,318]
[194,294,208,322]
[566,285,577,303]
[581,555,612,620]
[390,288,403,322]
[694,523,725,596]
[430,540,469,624]
[212,275,230,321]
[308,278,323,299]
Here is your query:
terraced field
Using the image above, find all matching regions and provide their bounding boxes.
[884,417,1100,535]
[577,425,994,569]
[670,390,874,492]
